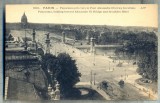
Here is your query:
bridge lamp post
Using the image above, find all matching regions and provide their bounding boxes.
[108,61,110,71]
[47,67,53,86]
[124,69,126,80]
[93,51,95,66]
[22,23,27,50]
[47,65,58,100]
[54,42,57,56]
[93,73,96,85]
[90,70,93,86]
[45,33,50,54]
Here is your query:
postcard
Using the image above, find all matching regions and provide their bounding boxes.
[4,4,158,101]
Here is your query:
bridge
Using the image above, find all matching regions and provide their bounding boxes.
[74,44,123,49]
[75,82,111,100]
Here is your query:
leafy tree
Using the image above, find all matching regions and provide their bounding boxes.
[137,51,157,81]
[56,53,81,97]
[101,81,109,89]
[41,53,57,71]
[118,80,125,88]
[41,53,81,98]
[115,32,158,81]
[41,53,57,85]
[125,40,158,81]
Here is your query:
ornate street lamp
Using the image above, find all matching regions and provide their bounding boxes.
[48,84,52,93]
[93,73,96,85]
[54,81,60,100]
[50,89,55,100]
[47,64,61,100]
[47,65,54,86]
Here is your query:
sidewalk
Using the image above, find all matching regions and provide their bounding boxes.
[115,74,158,100]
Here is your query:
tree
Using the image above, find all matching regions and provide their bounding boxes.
[41,53,57,85]
[115,31,158,81]
[41,53,57,71]
[118,80,125,88]
[41,53,81,98]
[137,51,157,81]
[56,53,81,97]
[101,81,109,89]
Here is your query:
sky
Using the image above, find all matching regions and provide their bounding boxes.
[5,4,158,27]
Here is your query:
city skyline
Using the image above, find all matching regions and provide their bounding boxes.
[6,4,158,27]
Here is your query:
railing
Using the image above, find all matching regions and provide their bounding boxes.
[5,55,38,61]
[74,45,123,49]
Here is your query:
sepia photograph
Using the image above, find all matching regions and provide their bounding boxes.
[4,4,158,101]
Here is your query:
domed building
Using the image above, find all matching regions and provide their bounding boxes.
[21,12,28,28]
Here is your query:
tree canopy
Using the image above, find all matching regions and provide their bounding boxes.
[41,53,81,97]
[115,32,157,81]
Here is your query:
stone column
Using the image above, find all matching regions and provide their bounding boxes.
[62,31,65,43]
[32,29,36,42]
[45,33,50,54]
[90,37,96,54]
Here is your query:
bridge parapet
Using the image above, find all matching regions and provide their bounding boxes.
[74,45,123,49]
[5,55,38,61]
